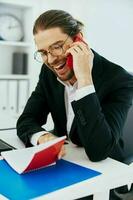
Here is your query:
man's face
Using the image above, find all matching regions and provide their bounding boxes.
[34,27,75,82]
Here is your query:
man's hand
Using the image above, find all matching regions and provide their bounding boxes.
[37,132,66,159]
[38,132,57,144]
[66,41,94,88]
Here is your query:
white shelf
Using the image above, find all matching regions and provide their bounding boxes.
[0,0,37,117]
[0,74,30,80]
[0,0,33,8]
[0,40,32,47]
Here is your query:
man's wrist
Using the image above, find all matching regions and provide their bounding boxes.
[75,84,95,100]
[37,133,49,144]
[30,131,48,145]
[78,78,93,89]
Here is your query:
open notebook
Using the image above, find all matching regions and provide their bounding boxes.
[1,136,66,174]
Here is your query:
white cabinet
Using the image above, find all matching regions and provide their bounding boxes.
[0,0,39,118]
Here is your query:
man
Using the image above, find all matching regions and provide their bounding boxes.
[17,10,133,199]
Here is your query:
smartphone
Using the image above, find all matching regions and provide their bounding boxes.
[0,139,16,154]
[66,35,87,69]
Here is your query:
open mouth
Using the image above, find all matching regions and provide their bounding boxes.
[54,62,66,70]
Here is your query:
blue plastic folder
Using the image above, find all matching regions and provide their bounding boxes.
[0,159,101,200]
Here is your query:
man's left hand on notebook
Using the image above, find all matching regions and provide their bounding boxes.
[37,132,66,159]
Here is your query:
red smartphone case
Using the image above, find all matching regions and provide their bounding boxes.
[66,35,87,69]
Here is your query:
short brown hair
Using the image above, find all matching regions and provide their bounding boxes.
[33,10,84,37]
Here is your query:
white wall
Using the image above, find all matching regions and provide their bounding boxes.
[0,0,132,127]
[37,0,133,72]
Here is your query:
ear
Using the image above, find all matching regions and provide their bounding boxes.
[73,32,88,45]
[77,32,83,37]
[73,32,83,41]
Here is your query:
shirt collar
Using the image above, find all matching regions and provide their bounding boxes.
[57,77,78,89]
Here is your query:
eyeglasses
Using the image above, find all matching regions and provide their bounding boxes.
[34,34,70,63]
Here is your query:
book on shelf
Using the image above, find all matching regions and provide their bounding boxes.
[1,136,66,174]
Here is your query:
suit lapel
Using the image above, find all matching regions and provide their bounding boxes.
[52,81,67,135]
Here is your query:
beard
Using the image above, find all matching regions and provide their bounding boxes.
[56,69,74,82]
[45,58,75,82]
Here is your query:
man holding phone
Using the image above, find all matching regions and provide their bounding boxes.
[17,10,133,199]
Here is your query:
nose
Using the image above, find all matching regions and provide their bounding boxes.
[47,53,57,65]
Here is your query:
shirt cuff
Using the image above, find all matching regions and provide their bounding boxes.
[30,131,48,145]
[75,85,95,101]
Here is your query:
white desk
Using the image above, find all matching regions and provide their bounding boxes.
[0,129,132,200]
[0,114,17,130]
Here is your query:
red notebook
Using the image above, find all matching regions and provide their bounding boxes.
[1,136,66,174]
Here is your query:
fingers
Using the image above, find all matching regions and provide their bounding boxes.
[38,134,66,160]
[38,133,57,144]
[72,41,90,52]
[58,145,66,160]
[66,41,91,57]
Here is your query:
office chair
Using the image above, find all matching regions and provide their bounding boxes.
[123,102,133,165]
[111,102,133,200]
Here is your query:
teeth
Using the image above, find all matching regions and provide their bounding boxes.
[55,66,61,69]
[55,63,65,69]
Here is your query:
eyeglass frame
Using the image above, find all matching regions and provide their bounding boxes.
[34,33,72,63]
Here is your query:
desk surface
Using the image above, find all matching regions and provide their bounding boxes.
[0,114,17,130]
[0,129,132,200]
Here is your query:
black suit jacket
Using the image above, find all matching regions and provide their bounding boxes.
[17,51,133,162]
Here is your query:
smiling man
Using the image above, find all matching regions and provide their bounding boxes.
[34,28,75,81]
[17,10,133,200]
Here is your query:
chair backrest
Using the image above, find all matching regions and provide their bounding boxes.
[123,102,133,163]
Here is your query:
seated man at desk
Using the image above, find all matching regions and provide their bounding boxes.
[17,10,133,199]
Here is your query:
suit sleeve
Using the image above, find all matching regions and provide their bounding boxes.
[17,66,50,147]
[71,73,133,161]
